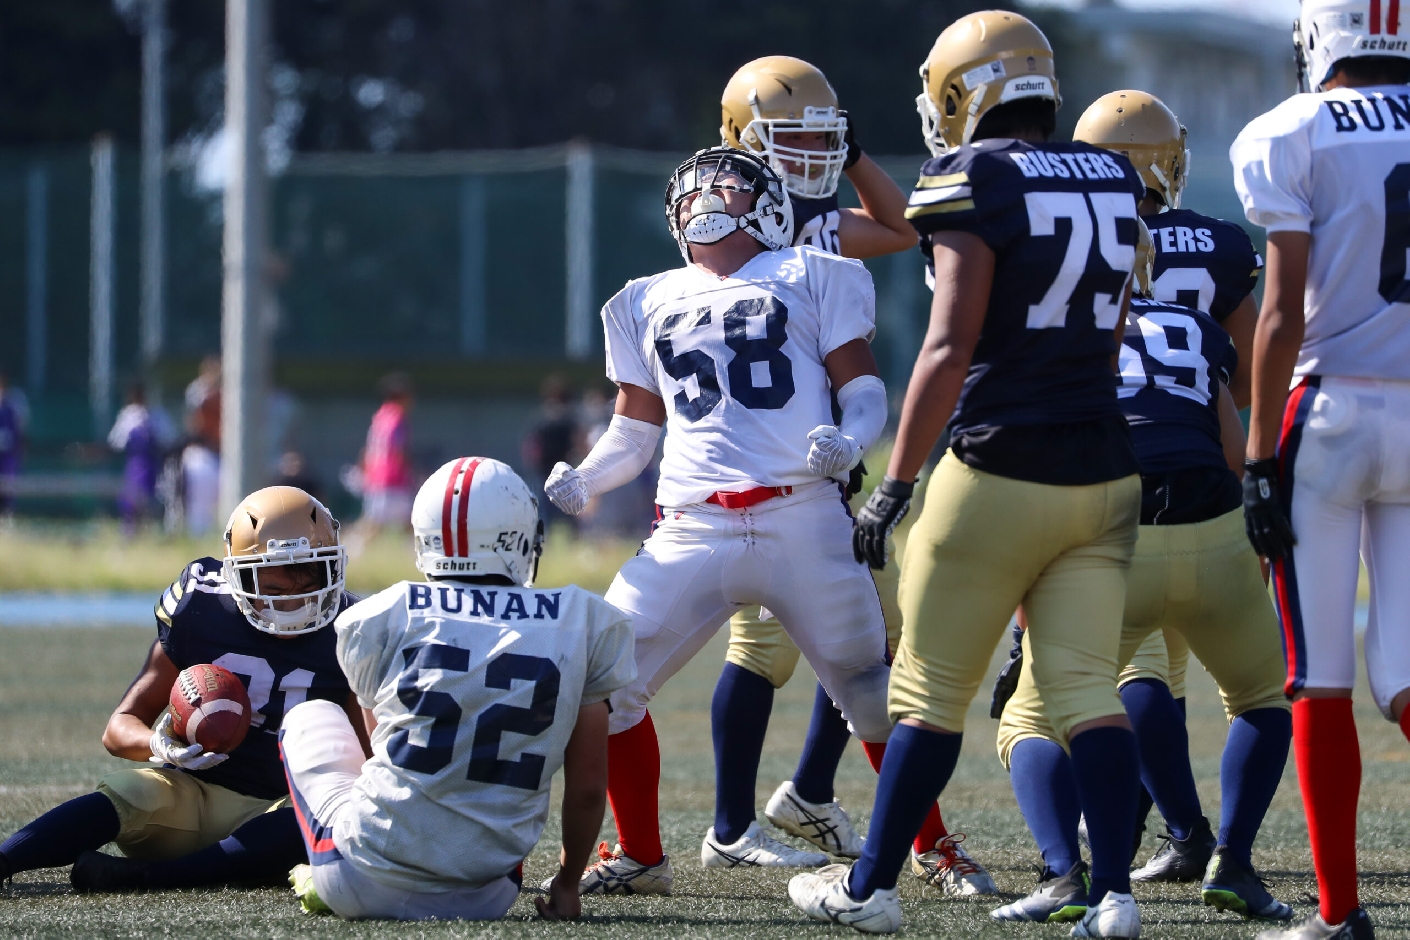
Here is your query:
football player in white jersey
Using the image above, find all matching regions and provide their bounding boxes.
[278,457,635,921]
[1232,2,1410,938]
[543,147,893,893]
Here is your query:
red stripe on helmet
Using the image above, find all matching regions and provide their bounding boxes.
[456,458,484,558]
[1372,0,1383,33]
[441,458,468,557]
[1390,0,1401,34]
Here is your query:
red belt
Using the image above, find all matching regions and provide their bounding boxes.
[706,485,792,510]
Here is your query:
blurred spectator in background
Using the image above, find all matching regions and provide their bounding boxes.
[181,356,222,536]
[348,373,414,553]
[274,450,323,503]
[522,375,582,534]
[576,384,657,540]
[0,371,28,520]
[107,383,175,531]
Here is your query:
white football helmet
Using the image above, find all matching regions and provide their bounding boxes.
[1296,0,1410,91]
[665,148,794,262]
[412,457,544,586]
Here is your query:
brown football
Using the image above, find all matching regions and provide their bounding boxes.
[168,663,252,754]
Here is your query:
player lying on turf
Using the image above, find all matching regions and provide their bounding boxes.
[279,457,634,921]
[1233,2,1410,937]
[0,487,365,893]
[991,221,1293,926]
[1071,89,1269,884]
[544,146,894,894]
[790,11,1148,936]
[705,54,992,893]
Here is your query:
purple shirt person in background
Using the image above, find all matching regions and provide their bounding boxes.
[0,372,26,517]
[108,384,173,530]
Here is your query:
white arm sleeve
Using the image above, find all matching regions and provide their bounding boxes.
[576,415,663,498]
[836,374,887,454]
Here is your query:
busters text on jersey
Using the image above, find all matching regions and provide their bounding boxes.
[1010,150,1130,181]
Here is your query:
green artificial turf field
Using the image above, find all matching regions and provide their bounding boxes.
[1,616,1408,939]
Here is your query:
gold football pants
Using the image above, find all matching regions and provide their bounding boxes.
[889,453,1140,740]
[98,766,286,859]
[997,507,1289,767]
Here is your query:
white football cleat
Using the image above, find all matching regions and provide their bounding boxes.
[765,780,865,858]
[702,820,830,868]
[910,833,999,896]
[553,842,673,895]
[1071,891,1141,938]
[789,864,902,934]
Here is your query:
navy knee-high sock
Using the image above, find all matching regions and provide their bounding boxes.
[712,663,775,844]
[0,792,120,876]
[848,724,962,899]
[1070,726,1140,905]
[1009,738,1082,877]
[1121,678,1201,840]
[792,682,852,804]
[1218,707,1292,870]
[134,807,307,888]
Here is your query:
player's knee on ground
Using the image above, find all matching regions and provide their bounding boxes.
[996,632,1064,769]
[724,608,801,689]
[98,767,276,860]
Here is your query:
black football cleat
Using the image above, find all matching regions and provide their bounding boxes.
[1130,815,1215,883]
[70,851,152,893]
[1201,847,1293,920]
[1255,907,1375,940]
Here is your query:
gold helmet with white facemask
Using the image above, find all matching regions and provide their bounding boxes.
[721,56,849,200]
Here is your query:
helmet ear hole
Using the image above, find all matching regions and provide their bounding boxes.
[945,87,959,118]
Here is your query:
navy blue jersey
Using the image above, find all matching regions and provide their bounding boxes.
[154,557,358,800]
[1118,299,1237,475]
[907,139,1146,437]
[1144,208,1262,322]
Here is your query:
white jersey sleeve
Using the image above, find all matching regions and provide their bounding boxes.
[806,249,878,354]
[603,280,662,394]
[332,581,634,893]
[1231,86,1410,381]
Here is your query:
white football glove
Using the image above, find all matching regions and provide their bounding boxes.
[807,425,863,478]
[148,712,228,770]
[544,461,589,515]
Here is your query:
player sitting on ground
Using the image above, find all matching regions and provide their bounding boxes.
[0,487,362,894]
[544,146,894,892]
[280,457,634,921]
[790,11,1147,936]
[709,55,994,894]
[1233,2,1410,937]
[991,221,1293,926]
[1072,89,1268,884]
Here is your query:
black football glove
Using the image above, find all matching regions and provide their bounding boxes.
[853,475,914,569]
[840,109,862,170]
[989,620,1025,720]
[845,459,868,500]
[1242,457,1296,561]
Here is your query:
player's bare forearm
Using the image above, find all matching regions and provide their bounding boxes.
[1247,232,1309,460]
[886,232,992,482]
[1222,294,1258,410]
[557,701,609,887]
[103,639,179,760]
[837,156,918,258]
[1217,382,1248,477]
[613,384,666,426]
[823,338,881,390]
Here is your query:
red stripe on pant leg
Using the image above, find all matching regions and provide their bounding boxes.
[607,711,664,865]
[1292,699,1361,925]
[441,458,468,557]
[456,458,483,559]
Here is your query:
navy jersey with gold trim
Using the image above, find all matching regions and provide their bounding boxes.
[1118,298,1236,475]
[1145,208,1262,322]
[154,557,358,800]
[906,139,1146,436]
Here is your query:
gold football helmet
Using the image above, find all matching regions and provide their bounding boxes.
[916,10,1060,157]
[223,486,346,636]
[1073,90,1188,210]
[721,55,848,199]
[1134,217,1154,299]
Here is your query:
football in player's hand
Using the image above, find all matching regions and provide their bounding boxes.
[168,664,252,754]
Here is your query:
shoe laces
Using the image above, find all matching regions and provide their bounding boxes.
[595,841,620,864]
[934,833,982,876]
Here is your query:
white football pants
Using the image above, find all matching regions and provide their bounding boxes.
[605,480,892,742]
[280,700,519,921]
[1276,376,1410,717]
